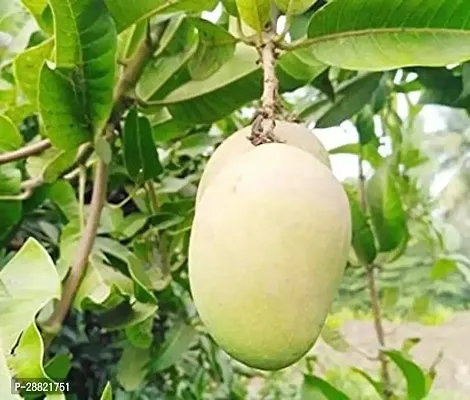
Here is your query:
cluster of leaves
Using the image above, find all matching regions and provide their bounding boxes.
[1,0,470,399]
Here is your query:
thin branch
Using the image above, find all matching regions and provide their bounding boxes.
[42,20,169,344]
[44,160,108,335]
[358,156,393,399]
[0,139,51,165]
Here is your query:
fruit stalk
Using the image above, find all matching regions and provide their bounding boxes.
[249,28,281,145]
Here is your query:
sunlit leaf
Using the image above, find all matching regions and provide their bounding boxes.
[235,0,270,33]
[0,116,23,153]
[307,0,470,71]
[301,375,349,400]
[116,343,151,391]
[0,238,61,354]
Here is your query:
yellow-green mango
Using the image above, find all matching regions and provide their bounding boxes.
[189,143,351,370]
[196,121,330,205]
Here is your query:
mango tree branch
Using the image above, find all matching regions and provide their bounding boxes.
[42,20,169,343]
[0,139,51,165]
[358,156,392,399]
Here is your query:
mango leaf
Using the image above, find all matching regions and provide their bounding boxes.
[0,116,23,153]
[0,238,61,354]
[44,354,72,381]
[187,18,237,80]
[8,322,51,383]
[105,0,219,33]
[307,0,470,71]
[13,38,53,108]
[0,340,20,400]
[329,143,359,156]
[48,180,79,222]
[20,0,51,33]
[235,0,270,33]
[314,73,383,128]
[384,350,429,400]
[125,316,154,349]
[136,17,199,101]
[39,0,117,150]
[278,50,326,83]
[150,321,196,372]
[381,287,399,309]
[301,375,349,400]
[411,295,430,319]
[222,0,239,16]
[431,258,457,280]
[366,162,408,253]
[320,325,350,353]
[344,184,377,265]
[275,0,313,15]
[116,344,151,391]
[401,337,421,355]
[95,237,157,303]
[351,368,384,398]
[0,165,22,243]
[100,382,112,400]
[26,147,77,183]
[99,301,158,331]
[123,108,162,182]
[159,44,315,124]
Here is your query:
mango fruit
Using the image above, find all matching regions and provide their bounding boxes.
[196,120,330,205]
[189,143,351,370]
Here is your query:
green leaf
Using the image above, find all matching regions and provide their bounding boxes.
[0,165,22,243]
[26,147,77,183]
[123,107,163,183]
[430,258,457,280]
[159,44,311,124]
[315,73,383,128]
[411,295,430,318]
[0,116,23,153]
[222,0,239,16]
[401,337,421,355]
[235,0,270,33]
[366,162,408,253]
[329,143,360,156]
[275,0,313,15]
[278,50,326,83]
[21,0,51,32]
[344,184,377,265]
[48,180,79,222]
[136,17,199,101]
[39,0,117,150]
[0,238,61,354]
[381,287,399,309]
[125,316,154,349]
[150,321,196,372]
[187,18,237,80]
[95,237,157,303]
[320,326,350,353]
[0,341,21,400]
[99,301,157,331]
[117,344,151,391]
[356,106,376,145]
[307,0,470,71]
[9,322,51,383]
[100,382,112,400]
[301,375,349,400]
[13,38,53,108]
[105,0,219,33]
[351,368,384,398]
[384,350,428,400]
[44,354,72,381]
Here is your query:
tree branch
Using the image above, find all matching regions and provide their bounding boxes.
[0,139,51,166]
[42,20,169,344]
[358,156,393,399]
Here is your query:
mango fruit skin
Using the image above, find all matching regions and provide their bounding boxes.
[189,144,351,370]
[196,121,330,205]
